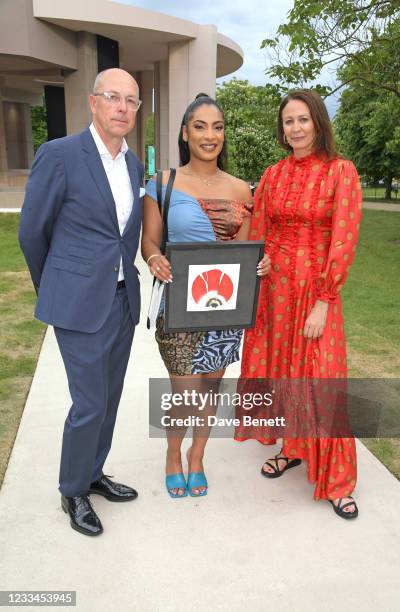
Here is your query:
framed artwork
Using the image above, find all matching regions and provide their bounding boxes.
[164,240,264,332]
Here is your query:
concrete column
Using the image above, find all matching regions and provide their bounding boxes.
[168,42,189,168]
[3,101,30,169]
[64,31,97,135]
[125,72,139,155]
[168,25,217,167]
[154,61,169,171]
[125,127,138,156]
[0,98,7,170]
[138,70,153,167]
[22,103,34,168]
[188,25,217,100]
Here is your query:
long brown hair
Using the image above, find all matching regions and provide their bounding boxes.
[277,89,338,160]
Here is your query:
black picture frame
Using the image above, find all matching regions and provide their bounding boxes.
[164,240,264,332]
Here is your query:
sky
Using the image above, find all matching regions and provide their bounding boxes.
[115,1,338,115]
[116,0,295,85]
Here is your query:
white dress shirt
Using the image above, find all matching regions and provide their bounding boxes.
[89,122,133,281]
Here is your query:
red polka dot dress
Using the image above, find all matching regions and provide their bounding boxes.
[237,152,362,501]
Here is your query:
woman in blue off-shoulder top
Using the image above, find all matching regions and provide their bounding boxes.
[142,93,270,499]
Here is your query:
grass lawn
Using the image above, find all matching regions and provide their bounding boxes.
[0,209,399,487]
[343,209,400,478]
[0,214,46,486]
[343,210,400,376]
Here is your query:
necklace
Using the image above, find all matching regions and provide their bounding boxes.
[184,167,221,187]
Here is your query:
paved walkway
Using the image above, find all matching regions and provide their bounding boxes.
[0,259,400,612]
[0,190,24,210]
[362,201,400,211]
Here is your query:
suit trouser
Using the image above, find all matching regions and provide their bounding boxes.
[54,287,135,497]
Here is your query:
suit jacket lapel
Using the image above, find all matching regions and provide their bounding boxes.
[81,129,120,233]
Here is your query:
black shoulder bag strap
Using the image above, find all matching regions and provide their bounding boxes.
[157,168,176,254]
[146,168,176,329]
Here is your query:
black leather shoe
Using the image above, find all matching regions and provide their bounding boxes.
[89,475,138,502]
[61,495,103,537]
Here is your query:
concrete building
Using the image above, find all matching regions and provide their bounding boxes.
[0,0,243,203]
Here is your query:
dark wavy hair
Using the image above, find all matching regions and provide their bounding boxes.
[277,89,338,160]
[178,93,228,170]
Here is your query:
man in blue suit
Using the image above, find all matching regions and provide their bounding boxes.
[19,68,144,536]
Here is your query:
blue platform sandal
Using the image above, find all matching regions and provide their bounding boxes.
[187,472,208,497]
[165,473,188,498]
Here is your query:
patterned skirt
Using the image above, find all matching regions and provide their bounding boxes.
[155,315,243,376]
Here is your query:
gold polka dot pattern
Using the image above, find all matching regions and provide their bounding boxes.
[236,152,363,501]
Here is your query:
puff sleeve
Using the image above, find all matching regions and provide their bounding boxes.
[317,160,362,302]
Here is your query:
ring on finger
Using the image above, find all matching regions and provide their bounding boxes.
[156,266,161,272]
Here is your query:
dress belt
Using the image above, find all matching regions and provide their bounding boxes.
[117,280,126,290]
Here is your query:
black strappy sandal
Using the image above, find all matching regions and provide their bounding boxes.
[329,497,359,520]
[261,454,302,479]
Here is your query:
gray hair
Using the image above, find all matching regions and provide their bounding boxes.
[92,70,108,94]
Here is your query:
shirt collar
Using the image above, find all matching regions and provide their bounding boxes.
[89,122,128,158]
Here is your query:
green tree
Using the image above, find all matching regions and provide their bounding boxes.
[216,79,283,182]
[335,84,400,198]
[262,1,400,98]
[144,112,154,148]
[31,103,47,152]
[232,126,283,184]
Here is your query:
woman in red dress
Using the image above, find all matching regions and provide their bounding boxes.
[237,89,362,519]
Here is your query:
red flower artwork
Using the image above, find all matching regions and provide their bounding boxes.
[191,269,234,308]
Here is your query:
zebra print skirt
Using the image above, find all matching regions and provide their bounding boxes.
[155,315,243,376]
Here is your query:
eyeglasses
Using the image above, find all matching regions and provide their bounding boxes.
[93,91,142,111]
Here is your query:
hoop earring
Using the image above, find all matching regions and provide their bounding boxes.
[283,133,287,144]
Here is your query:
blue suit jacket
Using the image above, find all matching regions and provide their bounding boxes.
[19,128,144,333]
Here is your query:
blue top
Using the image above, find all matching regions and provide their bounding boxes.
[145,179,216,242]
